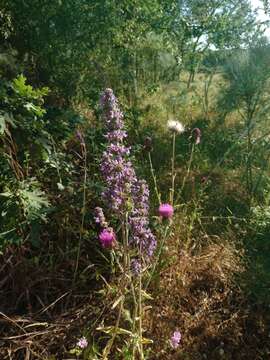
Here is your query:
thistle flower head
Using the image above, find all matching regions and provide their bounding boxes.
[158,203,174,218]
[170,330,181,349]
[77,336,88,349]
[167,120,185,134]
[99,228,116,248]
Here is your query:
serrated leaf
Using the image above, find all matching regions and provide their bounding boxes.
[18,184,50,221]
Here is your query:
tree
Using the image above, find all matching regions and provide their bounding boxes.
[157,0,256,87]
[219,38,270,204]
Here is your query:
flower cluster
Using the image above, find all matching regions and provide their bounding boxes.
[130,258,142,275]
[94,207,115,248]
[170,330,181,349]
[98,88,156,259]
[129,180,157,257]
[100,89,135,213]
[77,336,88,349]
[94,207,108,228]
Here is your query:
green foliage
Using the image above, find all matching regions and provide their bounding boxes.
[0,74,51,249]
[0,179,50,247]
[1,0,257,102]
[218,40,270,201]
[0,0,270,358]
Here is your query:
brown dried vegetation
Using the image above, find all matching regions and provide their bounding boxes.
[148,239,270,359]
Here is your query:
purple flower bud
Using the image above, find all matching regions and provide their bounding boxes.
[158,203,174,218]
[143,136,153,152]
[99,228,116,248]
[170,330,181,349]
[192,128,201,145]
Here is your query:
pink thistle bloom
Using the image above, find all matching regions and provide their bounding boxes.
[99,228,116,248]
[158,203,174,218]
[170,330,181,349]
[77,336,88,349]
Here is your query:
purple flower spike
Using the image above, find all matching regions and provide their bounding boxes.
[159,204,174,218]
[131,259,142,275]
[129,180,157,257]
[94,207,108,228]
[100,88,136,213]
[99,228,116,248]
[99,89,156,258]
[77,336,88,349]
[170,330,181,349]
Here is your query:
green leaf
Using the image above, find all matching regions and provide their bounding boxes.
[97,326,133,336]
[24,102,46,117]
[18,185,50,221]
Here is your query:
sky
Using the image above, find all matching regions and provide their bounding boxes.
[251,0,270,37]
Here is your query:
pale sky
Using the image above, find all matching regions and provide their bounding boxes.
[251,0,270,37]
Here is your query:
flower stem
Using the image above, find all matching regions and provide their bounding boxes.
[148,152,161,205]
[104,214,129,358]
[138,243,145,359]
[145,224,170,290]
[73,142,87,285]
[177,143,195,204]
[170,132,176,206]
[103,296,124,358]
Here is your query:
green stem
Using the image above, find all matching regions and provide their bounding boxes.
[145,224,170,290]
[123,212,130,271]
[176,143,195,204]
[148,152,161,205]
[73,143,87,285]
[138,243,144,359]
[170,132,176,206]
[104,214,129,358]
[130,279,138,358]
[103,297,124,359]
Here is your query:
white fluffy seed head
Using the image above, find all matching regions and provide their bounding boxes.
[167,120,185,134]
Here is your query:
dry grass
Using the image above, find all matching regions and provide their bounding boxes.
[1,232,270,359]
[146,237,270,359]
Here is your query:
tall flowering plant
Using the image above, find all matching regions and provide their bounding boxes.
[97,88,156,259]
[95,89,156,358]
